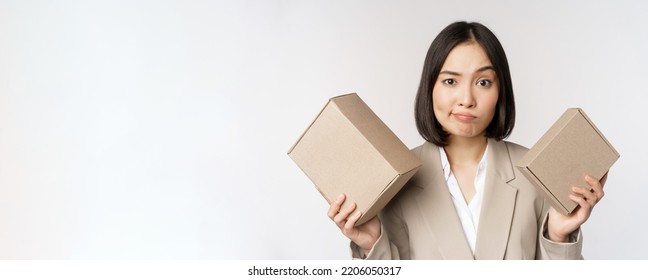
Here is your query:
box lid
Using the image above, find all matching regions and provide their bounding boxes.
[329,93,420,174]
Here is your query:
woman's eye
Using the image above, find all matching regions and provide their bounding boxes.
[477,79,492,87]
[443,79,456,85]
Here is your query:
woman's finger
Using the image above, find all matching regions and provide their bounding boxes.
[343,211,362,236]
[569,193,592,214]
[599,172,609,189]
[573,186,597,206]
[327,193,345,220]
[333,202,357,226]
[585,175,605,201]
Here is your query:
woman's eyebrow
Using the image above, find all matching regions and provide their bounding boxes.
[476,65,495,73]
[439,70,461,76]
[439,66,495,76]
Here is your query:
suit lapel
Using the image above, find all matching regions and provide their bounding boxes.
[413,142,474,259]
[473,138,518,260]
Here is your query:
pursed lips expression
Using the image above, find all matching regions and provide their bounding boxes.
[432,41,499,139]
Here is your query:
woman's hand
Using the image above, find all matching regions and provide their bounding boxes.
[547,172,609,242]
[327,193,381,256]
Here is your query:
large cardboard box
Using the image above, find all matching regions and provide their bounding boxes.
[288,93,421,225]
[516,108,620,215]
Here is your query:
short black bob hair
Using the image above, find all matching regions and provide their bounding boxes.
[414,21,515,146]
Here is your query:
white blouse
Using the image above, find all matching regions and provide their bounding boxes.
[438,144,489,255]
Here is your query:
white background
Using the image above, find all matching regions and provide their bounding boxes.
[0,0,646,259]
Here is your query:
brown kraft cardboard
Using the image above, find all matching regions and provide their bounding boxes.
[517,108,620,215]
[288,93,421,225]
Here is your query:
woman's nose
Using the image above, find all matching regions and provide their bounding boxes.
[458,86,476,108]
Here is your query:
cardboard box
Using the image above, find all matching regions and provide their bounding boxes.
[516,108,620,215]
[288,93,421,225]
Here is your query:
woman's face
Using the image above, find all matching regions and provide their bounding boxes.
[432,41,499,141]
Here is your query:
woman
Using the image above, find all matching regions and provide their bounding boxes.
[327,21,607,260]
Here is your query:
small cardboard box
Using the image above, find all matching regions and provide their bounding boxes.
[288,93,421,225]
[516,108,620,215]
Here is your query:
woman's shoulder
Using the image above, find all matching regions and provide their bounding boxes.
[409,141,436,161]
[409,142,426,156]
[500,140,529,159]
[502,140,529,151]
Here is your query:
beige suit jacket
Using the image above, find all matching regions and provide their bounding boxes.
[351,139,583,260]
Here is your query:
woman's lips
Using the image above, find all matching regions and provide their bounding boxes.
[453,113,476,121]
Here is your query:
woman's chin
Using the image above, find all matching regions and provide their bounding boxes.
[448,128,486,140]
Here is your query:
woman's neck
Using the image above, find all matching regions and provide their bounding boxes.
[444,135,488,166]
